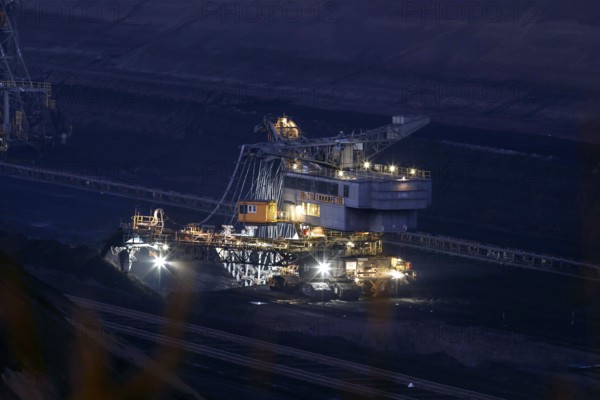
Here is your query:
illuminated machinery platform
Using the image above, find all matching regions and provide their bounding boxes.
[114,115,432,286]
[117,210,383,285]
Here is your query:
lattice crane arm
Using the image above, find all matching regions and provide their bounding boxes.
[249,115,430,169]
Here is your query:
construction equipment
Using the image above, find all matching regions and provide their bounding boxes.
[0,0,68,151]
[112,115,431,300]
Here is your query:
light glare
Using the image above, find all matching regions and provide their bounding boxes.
[390,270,405,279]
[317,262,330,274]
[154,256,167,269]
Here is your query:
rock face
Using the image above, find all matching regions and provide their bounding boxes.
[15,0,600,142]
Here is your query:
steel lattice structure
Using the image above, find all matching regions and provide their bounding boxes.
[0,0,59,150]
[253,115,430,169]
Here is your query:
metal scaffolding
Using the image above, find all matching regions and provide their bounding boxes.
[0,0,61,150]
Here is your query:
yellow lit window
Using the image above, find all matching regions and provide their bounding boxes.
[302,202,320,217]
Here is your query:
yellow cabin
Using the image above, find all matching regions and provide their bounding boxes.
[238,200,278,224]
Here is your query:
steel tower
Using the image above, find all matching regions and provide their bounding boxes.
[0,0,57,151]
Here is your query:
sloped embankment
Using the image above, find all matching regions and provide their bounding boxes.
[0,250,203,399]
[0,230,163,307]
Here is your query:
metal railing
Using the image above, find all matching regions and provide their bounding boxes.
[387,232,600,281]
[0,161,235,216]
[289,165,431,181]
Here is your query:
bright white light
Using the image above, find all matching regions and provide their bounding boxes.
[249,301,267,305]
[363,161,371,169]
[390,270,405,279]
[409,168,416,175]
[317,262,330,274]
[154,256,167,269]
[337,170,344,177]
[389,165,397,173]
[292,163,298,170]
[162,244,169,251]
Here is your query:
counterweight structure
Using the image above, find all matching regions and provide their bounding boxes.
[114,115,432,299]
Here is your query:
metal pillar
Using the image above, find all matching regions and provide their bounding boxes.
[3,90,9,138]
